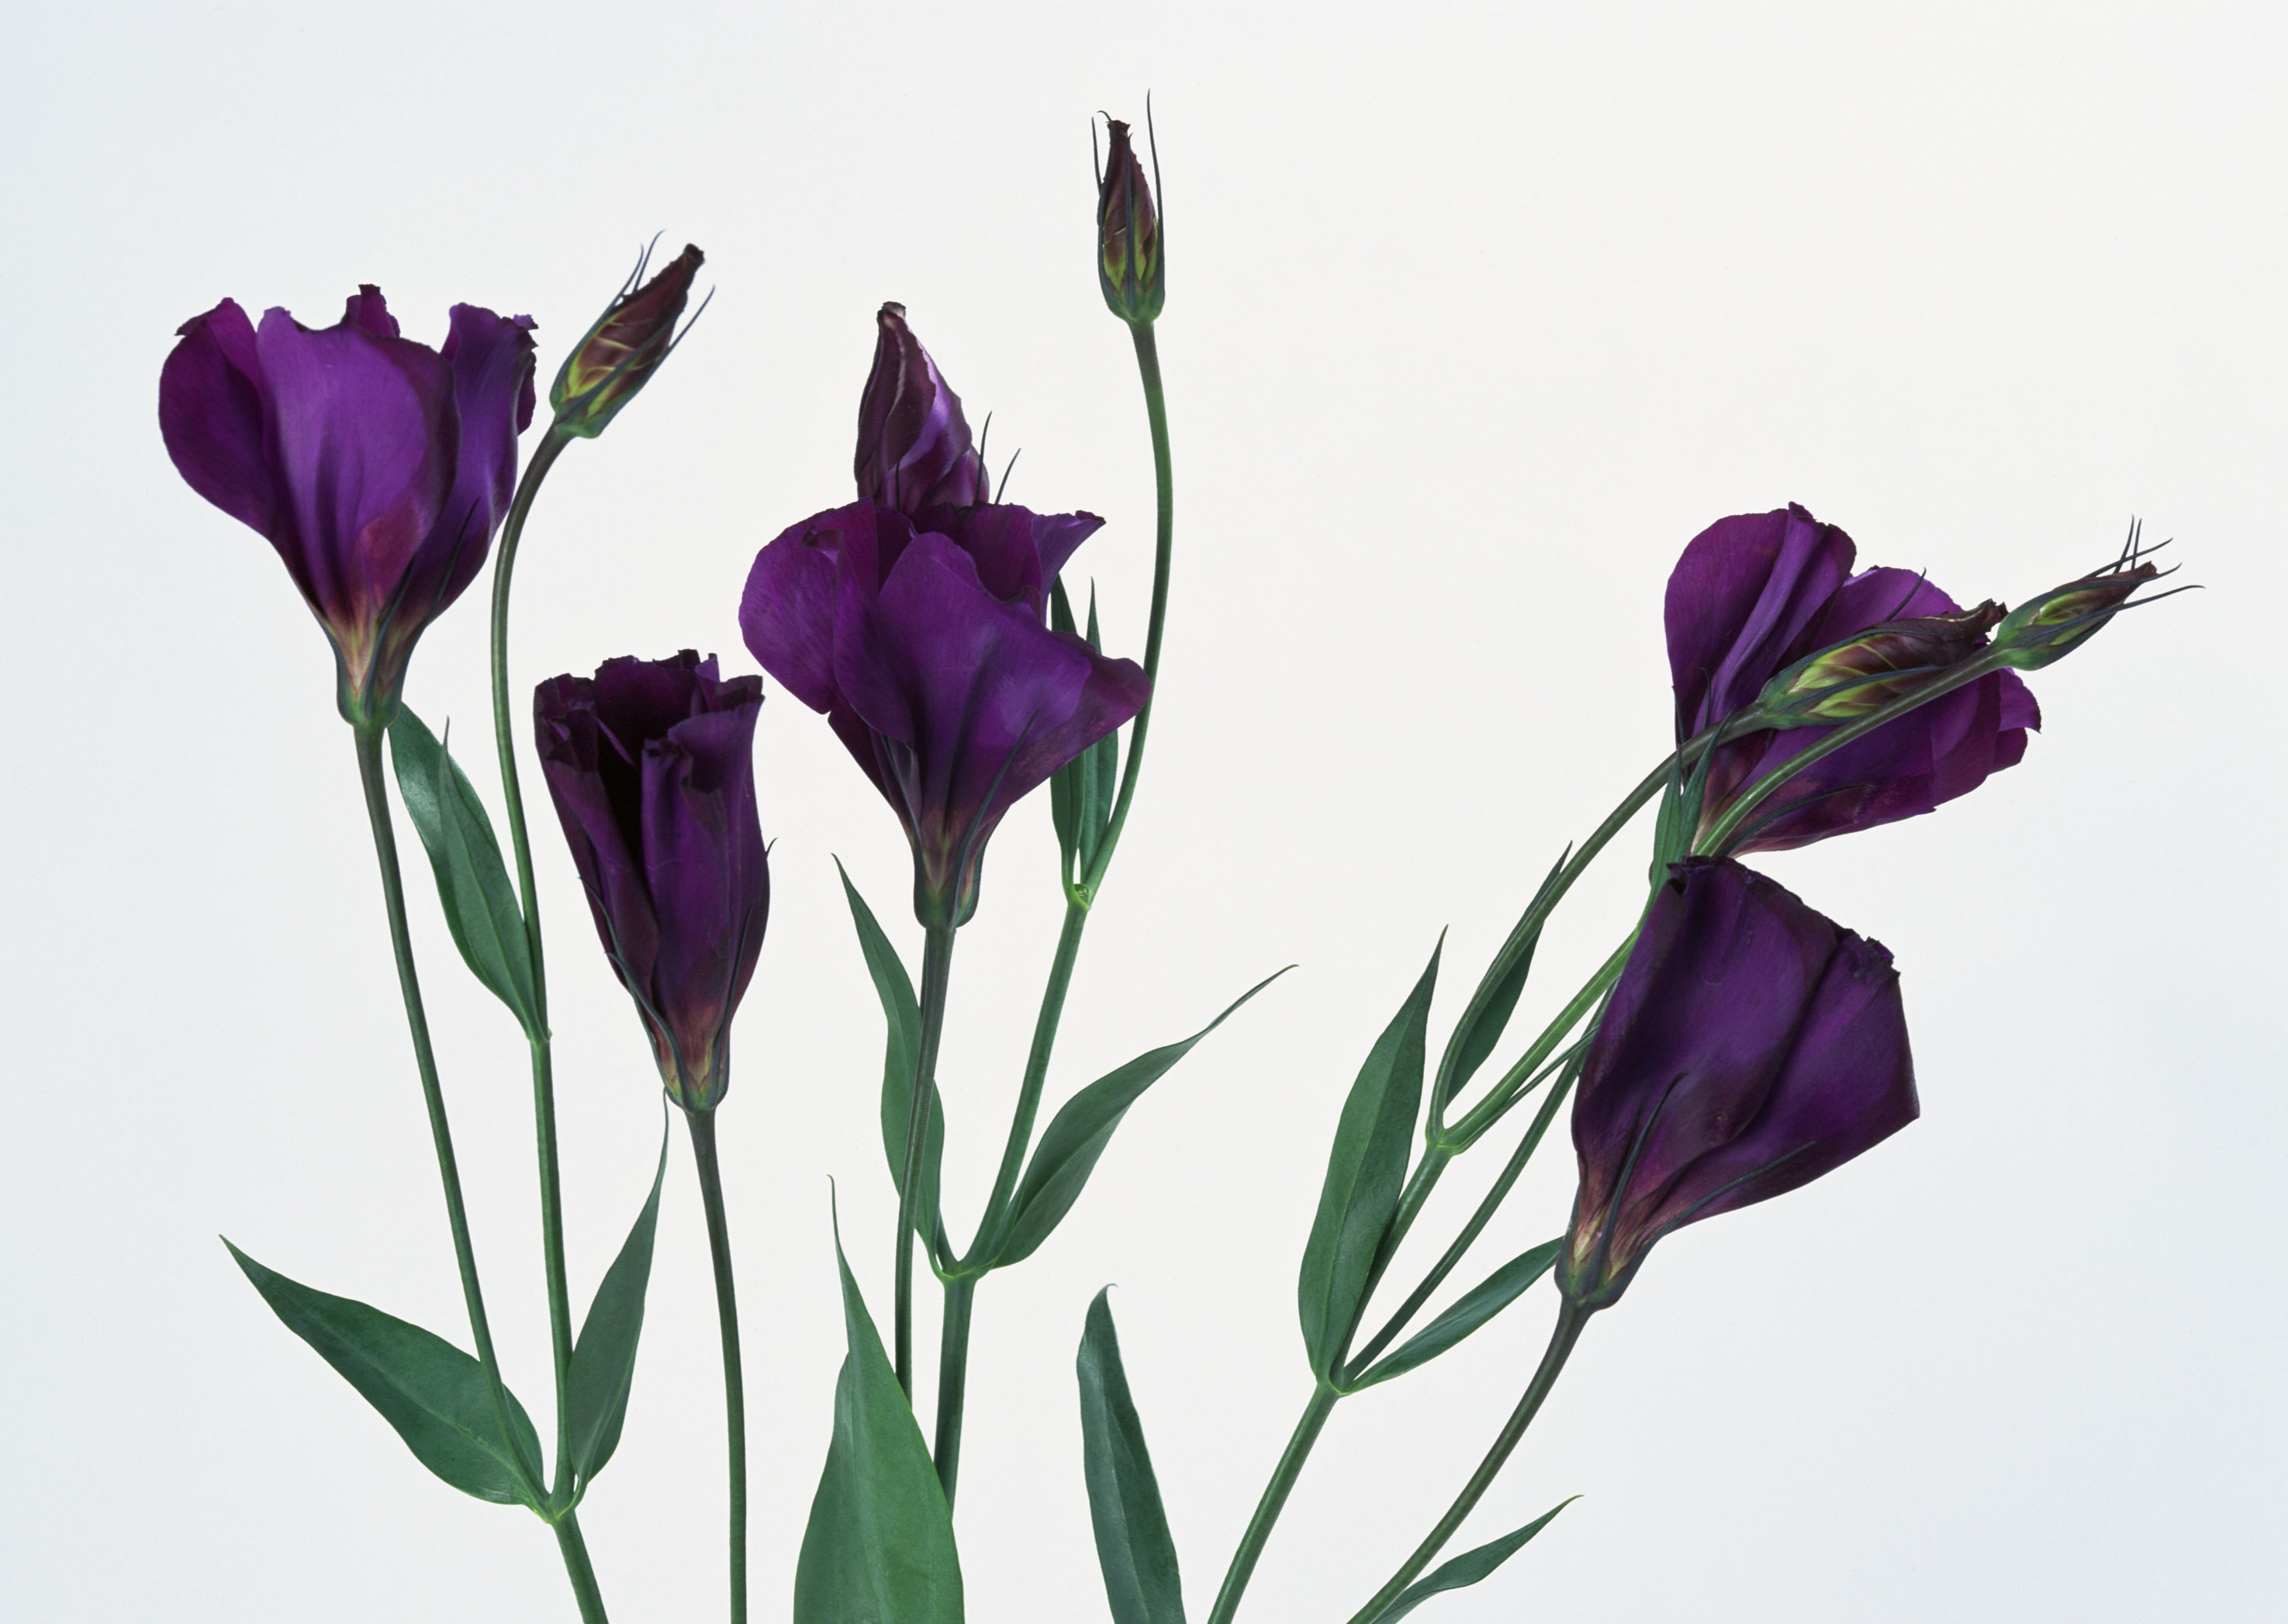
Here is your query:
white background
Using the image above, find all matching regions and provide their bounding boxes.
[2,2,2282,1619]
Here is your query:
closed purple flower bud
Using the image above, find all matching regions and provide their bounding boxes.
[740,499,1147,928]
[549,242,705,439]
[1668,505,2039,853]
[534,652,768,1112]
[1557,859,1917,1311]
[854,303,987,515]
[1755,600,2006,722]
[1097,116,1163,325]
[159,287,537,729]
[1993,558,2162,670]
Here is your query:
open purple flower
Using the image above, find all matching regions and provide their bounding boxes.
[1557,859,1917,1311]
[159,286,535,728]
[855,302,987,515]
[741,499,1147,927]
[534,652,767,1111]
[1668,505,2039,852]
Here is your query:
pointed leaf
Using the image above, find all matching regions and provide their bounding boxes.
[1369,1498,1578,1623]
[1077,1289,1187,1624]
[838,861,945,1239]
[565,1114,669,1481]
[793,1207,965,1624]
[1344,1239,1561,1392]
[1433,852,1567,1115]
[389,706,537,1034]
[1076,589,1118,872]
[1298,942,1441,1380]
[1049,581,1084,867]
[996,970,1286,1268]
[223,1239,542,1507]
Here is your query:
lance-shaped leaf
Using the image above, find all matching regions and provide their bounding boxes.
[1077,1290,1186,1624]
[1432,853,1567,1118]
[223,1240,543,1508]
[994,969,1286,1268]
[1367,1498,1578,1623]
[1343,1239,1561,1393]
[565,1115,669,1482]
[1298,942,1441,1381]
[838,862,945,1242]
[389,706,537,1034]
[793,1207,964,1624]
[1048,582,1122,879]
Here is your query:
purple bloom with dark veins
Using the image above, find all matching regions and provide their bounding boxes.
[854,302,988,515]
[1557,859,1918,1311]
[535,652,768,1112]
[159,286,535,728]
[1668,504,2040,852]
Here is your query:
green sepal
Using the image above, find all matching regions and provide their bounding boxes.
[994,969,1287,1269]
[223,1239,544,1508]
[1343,1239,1561,1393]
[388,706,538,1035]
[793,1199,966,1624]
[1297,941,1442,1382]
[1077,1289,1187,1624]
[1431,852,1567,1122]
[837,861,945,1253]
[1047,582,1121,887]
[565,1111,669,1484]
[1367,1498,1578,1623]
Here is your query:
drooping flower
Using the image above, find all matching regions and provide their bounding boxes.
[534,652,768,1112]
[740,498,1147,928]
[1557,859,1917,1311]
[854,302,987,515]
[1667,505,2039,853]
[1097,116,1163,326]
[159,287,536,729]
[550,242,706,439]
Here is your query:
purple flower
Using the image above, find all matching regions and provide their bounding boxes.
[740,499,1148,927]
[854,303,987,515]
[534,652,768,1111]
[1668,505,2040,853]
[1557,859,1917,1310]
[159,286,536,728]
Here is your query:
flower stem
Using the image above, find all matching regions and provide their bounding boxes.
[895,925,958,1394]
[552,1510,610,1624]
[683,1109,748,1624]
[1343,1301,1590,1624]
[1204,1384,1343,1624]
[351,727,544,1503]
[931,1274,978,1509]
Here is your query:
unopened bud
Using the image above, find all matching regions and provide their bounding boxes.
[1992,560,2161,671]
[1097,117,1163,325]
[1754,602,2004,724]
[550,242,705,438]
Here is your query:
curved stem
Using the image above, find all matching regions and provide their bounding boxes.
[931,1275,978,1510]
[352,727,541,1499]
[686,1109,748,1624]
[1204,1384,1341,1624]
[552,1510,611,1624]
[895,925,958,1394]
[1344,1301,1591,1624]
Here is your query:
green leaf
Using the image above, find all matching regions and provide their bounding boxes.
[1077,1290,1186,1624]
[1650,742,1716,876]
[1075,589,1118,872]
[838,861,945,1242]
[995,969,1287,1268]
[1367,1498,1578,1623]
[1297,941,1442,1381]
[565,1114,669,1483]
[1433,852,1567,1116]
[388,706,537,1035]
[793,1204,965,1624]
[1049,581,1084,869]
[223,1239,543,1508]
[1344,1239,1561,1392]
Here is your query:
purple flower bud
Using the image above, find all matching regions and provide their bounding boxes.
[548,243,705,439]
[854,303,987,514]
[1668,505,2039,853]
[1558,859,1917,1311]
[1097,116,1163,325]
[1755,600,2006,722]
[534,652,768,1112]
[740,499,1148,928]
[1993,558,2162,670]
[159,289,537,729]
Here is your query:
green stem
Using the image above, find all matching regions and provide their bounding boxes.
[351,727,542,1500]
[932,1275,978,1510]
[1084,320,1173,895]
[1446,934,1635,1150]
[971,902,1091,1267]
[552,1511,610,1624]
[1344,1301,1590,1624]
[895,925,958,1394]
[1204,1384,1342,1624]
[686,1109,748,1624]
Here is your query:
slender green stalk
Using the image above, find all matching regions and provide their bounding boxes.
[1344,1302,1590,1624]
[1203,1384,1342,1624]
[895,925,958,1394]
[352,727,542,1500]
[552,1512,610,1624]
[686,1109,748,1624]
[971,901,1091,1266]
[931,1276,978,1508]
